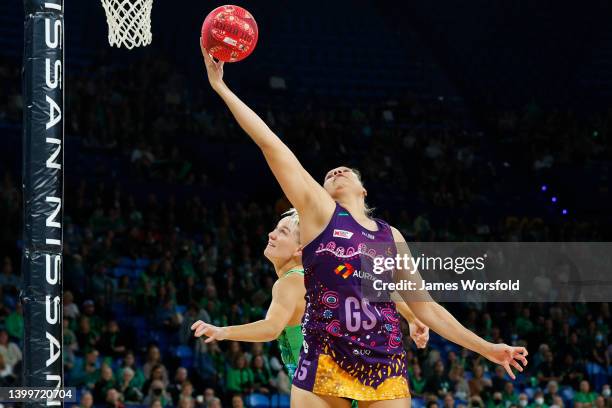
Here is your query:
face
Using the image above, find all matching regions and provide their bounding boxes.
[323,166,365,199]
[176,368,187,382]
[123,369,134,382]
[151,380,164,394]
[148,346,160,361]
[81,393,93,407]
[106,389,118,403]
[102,365,112,380]
[232,396,244,408]
[109,321,119,333]
[152,367,163,379]
[264,216,300,263]
[86,351,99,364]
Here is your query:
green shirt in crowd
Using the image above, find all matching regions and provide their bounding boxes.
[574,392,598,404]
[226,367,254,393]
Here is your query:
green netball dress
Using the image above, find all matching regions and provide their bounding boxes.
[276,268,305,379]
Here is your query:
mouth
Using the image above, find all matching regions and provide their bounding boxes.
[267,242,276,248]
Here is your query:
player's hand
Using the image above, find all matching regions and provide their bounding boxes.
[191,320,228,343]
[408,318,429,349]
[200,38,225,91]
[484,343,528,380]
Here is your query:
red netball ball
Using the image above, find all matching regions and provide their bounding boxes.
[201,5,258,63]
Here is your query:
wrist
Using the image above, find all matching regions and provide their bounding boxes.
[480,341,494,357]
[212,81,228,94]
[219,326,229,340]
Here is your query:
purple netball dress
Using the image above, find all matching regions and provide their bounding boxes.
[292,203,409,400]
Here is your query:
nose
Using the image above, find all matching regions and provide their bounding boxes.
[268,230,276,240]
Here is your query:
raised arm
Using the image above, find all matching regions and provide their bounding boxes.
[200,42,334,232]
[191,275,302,343]
[390,226,528,379]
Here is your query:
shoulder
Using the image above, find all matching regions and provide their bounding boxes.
[389,225,406,241]
[273,274,304,294]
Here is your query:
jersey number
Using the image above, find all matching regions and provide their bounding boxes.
[296,359,311,381]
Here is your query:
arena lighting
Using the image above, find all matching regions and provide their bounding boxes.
[541,185,547,192]
[551,196,557,203]
[562,209,568,215]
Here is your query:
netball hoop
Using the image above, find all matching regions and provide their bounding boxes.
[101,0,153,49]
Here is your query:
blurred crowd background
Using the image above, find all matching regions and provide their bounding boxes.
[1,0,611,407]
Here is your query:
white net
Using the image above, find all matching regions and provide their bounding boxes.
[101,0,153,49]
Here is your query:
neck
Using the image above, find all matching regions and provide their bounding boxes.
[336,197,368,221]
[273,261,303,278]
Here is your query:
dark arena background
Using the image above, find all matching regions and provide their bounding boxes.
[1,0,611,407]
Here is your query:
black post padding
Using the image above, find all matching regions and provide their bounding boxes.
[22,0,64,406]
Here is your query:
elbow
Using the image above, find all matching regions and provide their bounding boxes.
[262,321,284,342]
[267,324,285,341]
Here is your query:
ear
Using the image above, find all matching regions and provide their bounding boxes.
[294,245,303,258]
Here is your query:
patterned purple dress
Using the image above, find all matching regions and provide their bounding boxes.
[292,204,409,400]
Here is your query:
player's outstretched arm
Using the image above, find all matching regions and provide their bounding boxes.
[390,226,529,379]
[200,42,334,226]
[191,274,302,343]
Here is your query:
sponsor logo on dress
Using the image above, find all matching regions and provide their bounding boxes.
[334,263,354,279]
[361,231,375,240]
[333,229,353,239]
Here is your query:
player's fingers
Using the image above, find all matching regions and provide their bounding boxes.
[515,354,528,366]
[517,346,528,356]
[510,359,523,372]
[191,320,203,330]
[512,347,528,362]
[202,49,214,66]
[503,362,516,380]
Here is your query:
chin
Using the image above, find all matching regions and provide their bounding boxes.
[263,247,273,260]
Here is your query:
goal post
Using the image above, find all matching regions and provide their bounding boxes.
[22,0,64,406]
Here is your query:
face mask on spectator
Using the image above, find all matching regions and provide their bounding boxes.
[519,400,528,407]
[595,334,603,342]
[603,388,611,397]
[535,398,544,405]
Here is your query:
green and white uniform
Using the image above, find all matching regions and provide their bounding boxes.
[276,268,304,380]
